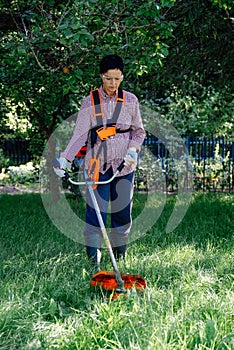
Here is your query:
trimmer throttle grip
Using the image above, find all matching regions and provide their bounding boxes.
[52,158,70,180]
[52,158,60,168]
[63,171,70,180]
[117,160,125,172]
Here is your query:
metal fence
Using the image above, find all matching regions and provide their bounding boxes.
[2,136,234,192]
[143,133,234,160]
[2,139,32,165]
[137,133,234,193]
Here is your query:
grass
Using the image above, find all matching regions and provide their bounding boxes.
[0,191,233,349]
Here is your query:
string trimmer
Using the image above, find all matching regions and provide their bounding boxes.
[67,160,146,299]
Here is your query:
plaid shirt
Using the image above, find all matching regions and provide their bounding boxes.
[61,86,145,176]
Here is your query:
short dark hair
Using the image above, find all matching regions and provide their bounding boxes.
[99,54,124,74]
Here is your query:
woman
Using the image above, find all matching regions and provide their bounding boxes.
[54,54,145,267]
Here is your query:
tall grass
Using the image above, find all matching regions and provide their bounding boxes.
[0,192,233,349]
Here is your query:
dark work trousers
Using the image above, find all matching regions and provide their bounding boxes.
[83,167,134,264]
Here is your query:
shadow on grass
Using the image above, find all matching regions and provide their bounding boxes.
[0,192,233,303]
[128,192,234,290]
[0,193,100,314]
[0,192,233,349]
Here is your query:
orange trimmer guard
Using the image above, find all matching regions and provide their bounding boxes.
[90,270,146,291]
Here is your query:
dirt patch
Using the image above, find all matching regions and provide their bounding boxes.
[0,185,40,194]
[0,186,20,194]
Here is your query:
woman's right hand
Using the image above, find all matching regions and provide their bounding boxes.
[53,157,71,177]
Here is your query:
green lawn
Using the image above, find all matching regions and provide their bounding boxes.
[0,192,233,349]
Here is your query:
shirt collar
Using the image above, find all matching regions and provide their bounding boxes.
[100,85,117,100]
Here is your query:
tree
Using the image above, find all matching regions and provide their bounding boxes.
[139,0,234,136]
[162,0,233,91]
[0,0,175,155]
[0,0,233,153]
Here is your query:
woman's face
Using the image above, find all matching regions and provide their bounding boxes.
[100,69,123,96]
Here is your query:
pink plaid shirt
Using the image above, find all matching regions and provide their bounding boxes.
[61,86,145,176]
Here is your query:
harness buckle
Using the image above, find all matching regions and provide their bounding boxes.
[96,126,116,141]
[116,97,124,102]
[94,112,103,119]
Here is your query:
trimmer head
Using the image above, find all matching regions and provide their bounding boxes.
[90,270,146,295]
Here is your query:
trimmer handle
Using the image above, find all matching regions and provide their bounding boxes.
[117,160,125,173]
[52,158,60,168]
[63,159,126,186]
[52,158,70,180]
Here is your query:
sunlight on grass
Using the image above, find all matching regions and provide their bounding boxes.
[0,192,233,349]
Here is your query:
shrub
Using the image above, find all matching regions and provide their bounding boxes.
[6,162,39,185]
[0,148,10,172]
[192,145,231,191]
[136,143,231,193]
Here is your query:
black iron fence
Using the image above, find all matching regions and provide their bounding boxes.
[143,133,234,160]
[186,136,234,192]
[137,133,234,192]
[1,135,234,192]
[1,139,32,166]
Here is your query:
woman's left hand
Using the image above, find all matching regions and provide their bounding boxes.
[124,147,138,166]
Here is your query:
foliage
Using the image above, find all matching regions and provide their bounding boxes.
[143,84,234,136]
[4,161,39,185]
[0,148,10,171]
[0,0,175,155]
[139,0,234,136]
[192,144,231,191]
[135,139,233,193]
[2,139,232,193]
[151,0,234,93]
[0,0,233,160]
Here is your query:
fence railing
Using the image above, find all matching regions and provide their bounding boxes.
[136,133,234,193]
[2,136,234,192]
[2,139,32,166]
[143,133,234,160]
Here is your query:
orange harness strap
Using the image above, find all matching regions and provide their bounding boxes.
[90,88,125,141]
